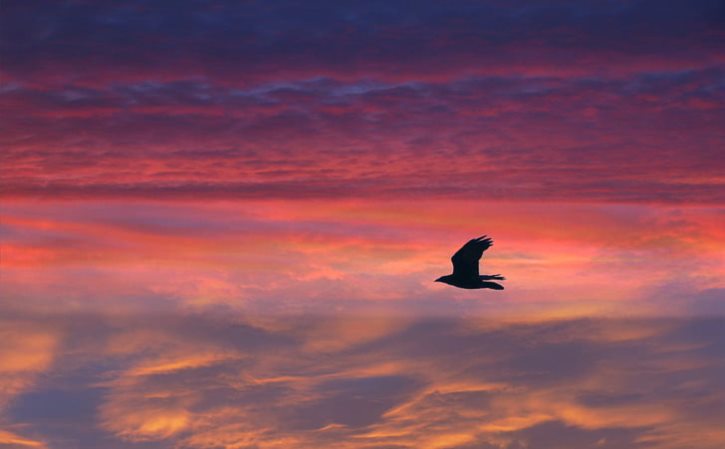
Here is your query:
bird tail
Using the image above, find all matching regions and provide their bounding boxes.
[479,281,504,290]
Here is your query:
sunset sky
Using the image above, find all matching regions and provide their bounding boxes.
[1,1,724,448]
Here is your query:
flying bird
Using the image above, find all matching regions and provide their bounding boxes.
[435,235,505,290]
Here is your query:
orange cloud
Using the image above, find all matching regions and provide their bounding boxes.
[0,430,47,448]
[0,321,59,449]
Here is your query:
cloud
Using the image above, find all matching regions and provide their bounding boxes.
[2,308,724,448]
[0,320,59,449]
[0,430,47,448]
[2,313,718,448]
[2,69,723,203]
[1,2,723,204]
[2,1,723,85]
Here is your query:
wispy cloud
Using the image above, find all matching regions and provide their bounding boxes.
[2,313,723,448]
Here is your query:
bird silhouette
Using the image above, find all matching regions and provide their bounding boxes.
[435,235,505,290]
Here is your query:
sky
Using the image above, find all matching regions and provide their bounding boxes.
[0,1,724,448]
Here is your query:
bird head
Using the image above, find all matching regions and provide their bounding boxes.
[434,275,447,283]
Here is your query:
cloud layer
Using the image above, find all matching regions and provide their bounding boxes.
[2,313,724,449]
[2,0,723,203]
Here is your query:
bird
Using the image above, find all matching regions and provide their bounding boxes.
[435,235,505,290]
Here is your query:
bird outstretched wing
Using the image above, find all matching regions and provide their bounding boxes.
[451,235,493,279]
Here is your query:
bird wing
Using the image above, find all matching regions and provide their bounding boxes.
[451,235,493,278]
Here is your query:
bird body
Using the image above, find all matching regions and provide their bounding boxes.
[435,235,505,290]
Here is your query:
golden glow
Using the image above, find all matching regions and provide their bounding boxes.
[0,314,723,448]
[102,407,191,441]
[0,430,46,448]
